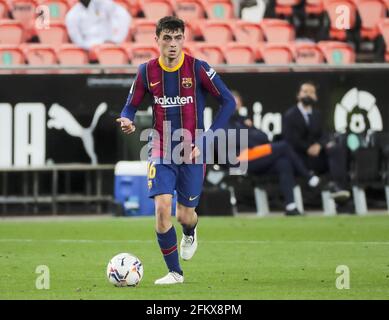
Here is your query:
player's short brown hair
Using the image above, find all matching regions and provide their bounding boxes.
[156,16,185,37]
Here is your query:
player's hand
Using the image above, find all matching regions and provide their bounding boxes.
[189,145,201,160]
[116,117,136,134]
[307,143,321,157]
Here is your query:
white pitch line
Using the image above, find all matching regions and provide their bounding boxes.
[0,239,389,245]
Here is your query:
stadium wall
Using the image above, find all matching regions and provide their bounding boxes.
[0,70,388,167]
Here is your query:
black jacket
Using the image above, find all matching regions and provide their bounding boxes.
[282,105,328,155]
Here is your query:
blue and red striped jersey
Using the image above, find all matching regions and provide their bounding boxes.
[121,52,236,158]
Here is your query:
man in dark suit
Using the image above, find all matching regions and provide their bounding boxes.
[282,81,350,200]
[227,90,320,216]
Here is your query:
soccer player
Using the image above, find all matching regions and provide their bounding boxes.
[116,16,236,284]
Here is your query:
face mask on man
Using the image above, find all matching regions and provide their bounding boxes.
[300,96,317,106]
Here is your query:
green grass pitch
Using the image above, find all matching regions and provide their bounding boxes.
[0,214,389,300]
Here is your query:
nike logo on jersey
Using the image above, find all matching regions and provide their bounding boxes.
[150,81,161,87]
[189,195,199,201]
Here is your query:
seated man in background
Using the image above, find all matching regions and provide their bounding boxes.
[65,0,131,50]
[228,90,320,216]
[282,81,350,201]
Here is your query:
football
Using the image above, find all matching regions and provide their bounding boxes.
[106,253,143,287]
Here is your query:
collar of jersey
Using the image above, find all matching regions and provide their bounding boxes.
[158,52,185,72]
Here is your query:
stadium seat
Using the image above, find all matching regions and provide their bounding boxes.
[260,19,295,42]
[275,0,302,17]
[193,43,225,64]
[90,44,129,65]
[10,0,37,41]
[125,0,142,16]
[174,0,206,20]
[378,19,389,62]
[318,41,356,64]
[261,43,294,64]
[0,45,25,71]
[224,43,256,64]
[57,44,88,65]
[0,20,24,44]
[205,0,234,19]
[0,0,10,18]
[234,20,264,44]
[183,41,197,56]
[141,0,174,20]
[200,20,234,43]
[293,41,325,64]
[356,0,386,40]
[129,43,159,66]
[305,0,324,15]
[184,19,203,38]
[36,21,68,44]
[23,44,57,73]
[324,0,357,41]
[40,0,69,22]
[57,44,89,73]
[131,19,156,43]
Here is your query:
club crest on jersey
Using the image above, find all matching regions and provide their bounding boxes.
[182,78,192,88]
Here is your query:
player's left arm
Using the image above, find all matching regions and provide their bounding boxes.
[191,61,236,158]
[198,61,236,132]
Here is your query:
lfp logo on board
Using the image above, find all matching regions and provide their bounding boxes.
[334,88,383,134]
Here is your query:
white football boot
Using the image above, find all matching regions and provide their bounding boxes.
[180,227,198,261]
[154,272,184,285]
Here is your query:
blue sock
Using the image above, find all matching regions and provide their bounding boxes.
[156,226,183,275]
[182,220,197,237]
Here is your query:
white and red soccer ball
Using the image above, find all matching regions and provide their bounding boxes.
[106,253,143,287]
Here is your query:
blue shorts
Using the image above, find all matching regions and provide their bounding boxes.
[147,161,206,207]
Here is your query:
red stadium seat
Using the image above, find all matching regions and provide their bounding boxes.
[324,0,357,41]
[193,43,224,64]
[129,43,159,66]
[183,41,197,56]
[356,0,386,40]
[131,19,157,43]
[36,21,68,44]
[126,0,142,16]
[23,44,57,73]
[260,19,295,42]
[318,41,356,64]
[57,44,89,73]
[378,19,389,62]
[305,0,324,15]
[90,44,129,65]
[0,0,10,18]
[200,20,234,44]
[234,20,264,44]
[224,43,256,64]
[293,41,324,64]
[205,0,234,19]
[0,20,24,44]
[175,0,206,20]
[57,44,88,65]
[275,0,302,16]
[40,0,69,22]
[141,0,174,20]
[10,0,38,41]
[0,45,25,66]
[261,43,294,64]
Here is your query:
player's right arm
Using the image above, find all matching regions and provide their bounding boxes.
[117,63,148,134]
